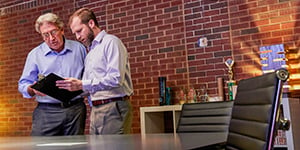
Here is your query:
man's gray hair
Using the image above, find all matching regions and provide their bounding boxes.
[35,13,64,33]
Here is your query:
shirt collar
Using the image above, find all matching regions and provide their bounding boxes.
[89,30,106,50]
[42,38,72,56]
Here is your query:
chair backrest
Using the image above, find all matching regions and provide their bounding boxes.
[177,101,234,133]
[226,68,289,150]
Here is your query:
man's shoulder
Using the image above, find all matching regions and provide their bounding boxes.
[65,39,86,50]
[103,33,121,43]
[29,42,47,54]
[65,39,83,45]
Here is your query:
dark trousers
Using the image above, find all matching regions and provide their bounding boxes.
[31,101,86,136]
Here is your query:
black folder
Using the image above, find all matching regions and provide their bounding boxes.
[31,73,83,103]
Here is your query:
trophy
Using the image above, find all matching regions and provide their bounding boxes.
[225,58,236,100]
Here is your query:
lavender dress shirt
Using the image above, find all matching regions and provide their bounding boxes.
[82,30,133,101]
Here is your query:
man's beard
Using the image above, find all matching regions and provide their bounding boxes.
[85,27,94,47]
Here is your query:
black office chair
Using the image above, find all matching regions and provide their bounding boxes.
[180,68,290,150]
[177,101,234,133]
[225,68,289,150]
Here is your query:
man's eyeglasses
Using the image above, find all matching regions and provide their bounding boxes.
[41,29,60,39]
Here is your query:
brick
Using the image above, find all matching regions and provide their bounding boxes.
[143,39,157,45]
[173,45,185,51]
[142,16,155,23]
[251,32,271,39]
[172,22,184,28]
[142,27,156,34]
[164,6,178,13]
[230,10,249,18]
[213,26,230,33]
[212,14,229,21]
[214,51,232,57]
[127,9,140,15]
[204,10,221,17]
[188,55,195,60]
[189,72,206,78]
[114,12,126,18]
[262,37,283,45]
[185,13,202,20]
[136,34,149,40]
[272,29,293,37]
[184,1,201,9]
[195,29,212,36]
[260,24,281,32]
[149,20,163,26]
[231,22,250,30]
[157,24,172,31]
[166,40,181,47]
[176,68,188,74]
[280,9,297,16]
[149,9,163,16]
[258,0,278,6]
[211,2,228,9]
[241,28,259,35]
[206,33,222,40]
[159,47,173,53]
[158,35,172,42]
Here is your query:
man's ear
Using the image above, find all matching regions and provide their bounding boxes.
[88,19,95,28]
[61,28,65,35]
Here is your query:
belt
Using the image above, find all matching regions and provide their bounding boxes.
[92,96,129,106]
[38,98,83,108]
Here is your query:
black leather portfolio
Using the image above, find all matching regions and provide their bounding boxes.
[31,73,83,102]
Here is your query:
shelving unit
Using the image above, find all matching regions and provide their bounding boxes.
[140,105,182,135]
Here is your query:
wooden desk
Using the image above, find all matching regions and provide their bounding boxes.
[0,133,227,150]
[140,105,182,135]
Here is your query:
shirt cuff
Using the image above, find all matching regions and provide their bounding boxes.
[23,85,34,98]
[82,79,92,92]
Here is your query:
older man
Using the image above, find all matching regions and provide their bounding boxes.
[18,13,87,136]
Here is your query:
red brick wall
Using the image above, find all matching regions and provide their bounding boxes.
[0,1,299,142]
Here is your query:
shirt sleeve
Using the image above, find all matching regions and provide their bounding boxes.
[18,51,38,98]
[82,37,127,94]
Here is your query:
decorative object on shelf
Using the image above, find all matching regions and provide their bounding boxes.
[196,84,209,102]
[217,77,225,101]
[225,58,236,101]
[177,87,187,105]
[158,77,167,105]
[187,87,196,103]
[165,87,172,105]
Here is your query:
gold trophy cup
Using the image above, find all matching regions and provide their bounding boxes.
[225,58,236,100]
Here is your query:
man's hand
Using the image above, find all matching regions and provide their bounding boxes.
[28,83,46,96]
[56,77,83,91]
[33,89,47,96]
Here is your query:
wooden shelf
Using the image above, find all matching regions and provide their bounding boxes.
[140,105,182,135]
